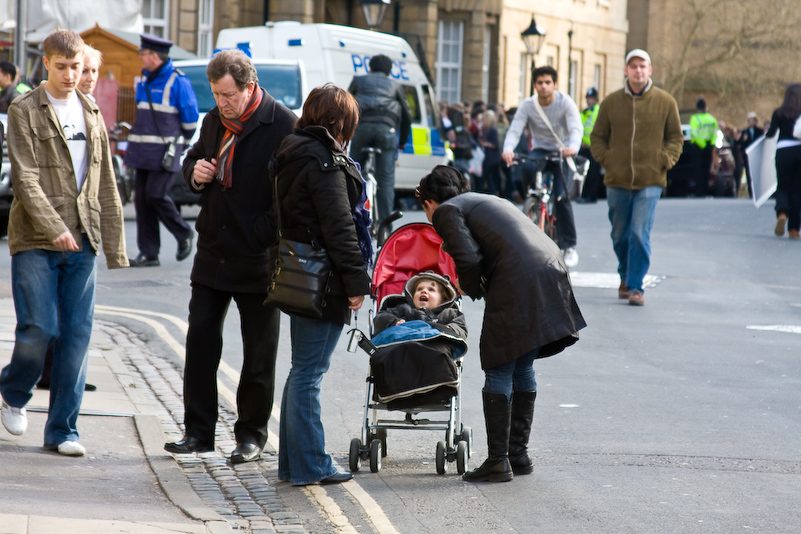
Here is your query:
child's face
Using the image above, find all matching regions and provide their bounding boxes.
[413,280,444,309]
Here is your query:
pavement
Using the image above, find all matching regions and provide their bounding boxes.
[0,297,309,534]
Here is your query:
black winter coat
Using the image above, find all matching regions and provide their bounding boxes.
[431,192,586,370]
[271,125,372,324]
[182,89,297,293]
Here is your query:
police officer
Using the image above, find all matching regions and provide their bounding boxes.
[689,97,718,196]
[577,87,603,203]
[125,35,199,266]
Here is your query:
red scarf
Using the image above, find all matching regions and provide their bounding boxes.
[217,86,263,188]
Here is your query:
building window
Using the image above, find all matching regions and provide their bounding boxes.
[143,0,169,38]
[594,64,602,94]
[569,59,578,101]
[436,20,464,104]
[519,52,528,102]
[546,56,554,67]
[198,0,214,57]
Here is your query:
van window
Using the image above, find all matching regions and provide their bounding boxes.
[422,84,438,130]
[402,85,422,125]
[182,64,303,112]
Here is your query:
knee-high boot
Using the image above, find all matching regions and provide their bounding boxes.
[463,391,514,482]
[509,390,536,475]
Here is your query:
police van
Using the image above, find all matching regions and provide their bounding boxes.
[215,21,447,192]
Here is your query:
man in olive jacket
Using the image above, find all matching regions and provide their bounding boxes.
[0,30,127,456]
[591,49,683,307]
[164,49,296,464]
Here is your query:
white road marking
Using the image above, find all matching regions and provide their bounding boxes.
[94,304,399,533]
[568,272,664,289]
[746,325,801,335]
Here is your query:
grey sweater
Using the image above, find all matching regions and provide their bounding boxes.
[503,91,583,153]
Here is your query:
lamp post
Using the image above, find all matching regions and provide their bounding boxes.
[521,17,546,97]
[360,0,391,30]
[567,29,573,100]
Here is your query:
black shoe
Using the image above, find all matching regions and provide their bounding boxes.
[128,253,160,267]
[176,234,194,261]
[230,442,262,464]
[319,471,353,484]
[164,436,214,454]
[84,383,97,392]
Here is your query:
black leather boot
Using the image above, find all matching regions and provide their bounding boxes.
[463,391,514,482]
[509,390,536,475]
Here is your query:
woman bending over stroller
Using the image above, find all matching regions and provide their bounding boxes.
[416,165,586,483]
[373,271,466,340]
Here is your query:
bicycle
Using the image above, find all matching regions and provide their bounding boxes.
[359,146,382,237]
[108,121,134,205]
[513,151,568,244]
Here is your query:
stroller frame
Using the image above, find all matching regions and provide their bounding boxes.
[347,222,473,475]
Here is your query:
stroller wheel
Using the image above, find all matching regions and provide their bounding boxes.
[435,440,447,475]
[456,441,468,475]
[377,428,388,458]
[460,426,473,458]
[369,439,383,473]
[349,438,362,472]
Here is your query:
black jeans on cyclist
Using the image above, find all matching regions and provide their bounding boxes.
[350,122,398,226]
[524,148,577,251]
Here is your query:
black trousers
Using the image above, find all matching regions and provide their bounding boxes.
[183,283,281,448]
[690,145,714,196]
[133,168,191,258]
[579,147,603,201]
[775,145,801,232]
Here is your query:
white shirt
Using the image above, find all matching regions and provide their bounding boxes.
[45,90,88,191]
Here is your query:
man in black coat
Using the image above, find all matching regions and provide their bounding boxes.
[164,49,297,464]
[737,112,764,198]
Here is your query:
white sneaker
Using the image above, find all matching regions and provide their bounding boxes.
[563,247,579,268]
[57,441,86,456]
[1,401,27,436]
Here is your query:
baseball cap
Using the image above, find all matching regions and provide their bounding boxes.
[747,111,757,119]
[625,49,651,65]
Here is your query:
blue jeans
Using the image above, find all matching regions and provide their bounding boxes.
[483,348,539,402]
[350,122,398,226]
[0,236,96,446]
[607,186,662,293]
[278,315,343,485]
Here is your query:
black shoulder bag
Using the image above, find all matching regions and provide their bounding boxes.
[263,162,333,319]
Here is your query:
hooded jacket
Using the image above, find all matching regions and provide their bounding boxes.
[431,192,585,370]
[591,79,683,190]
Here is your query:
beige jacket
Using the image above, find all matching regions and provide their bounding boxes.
[591,79,684,190]
[7,85,127,268]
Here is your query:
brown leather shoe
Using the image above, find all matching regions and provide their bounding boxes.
[628,291,645,306]
[618,281,629,300]
[789,229,800,240]
[775,213,787,236]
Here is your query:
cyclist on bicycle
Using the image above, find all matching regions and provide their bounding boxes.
[502,66,583,268]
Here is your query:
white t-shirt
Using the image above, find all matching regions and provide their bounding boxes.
[45,90,88,191]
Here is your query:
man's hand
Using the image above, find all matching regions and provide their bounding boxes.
[53,231,79,251]
[502,150,515,166]
[348,295,365,310]
[193,158,217,184]
[560,147,577,158]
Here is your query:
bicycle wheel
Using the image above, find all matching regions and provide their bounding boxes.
[523,196,543,228]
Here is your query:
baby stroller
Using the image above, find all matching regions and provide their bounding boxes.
[347,222,473,475]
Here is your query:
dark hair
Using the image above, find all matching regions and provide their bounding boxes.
[0,61,16,78]
[155,51,170,63]
[296,83,360,146]
[207,49,259,89]
[776,83,801,120]
[417,165,470,204]
[369,54,393,76]
[532,65,558,84]
[43,29,85,60]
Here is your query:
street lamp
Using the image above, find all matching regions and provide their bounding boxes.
[521,17,546,97]
[361,0,391,30]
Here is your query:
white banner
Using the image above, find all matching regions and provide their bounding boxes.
[745,135,778,208]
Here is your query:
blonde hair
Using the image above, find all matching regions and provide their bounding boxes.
[482,109,497,127]
[84,44,103,67]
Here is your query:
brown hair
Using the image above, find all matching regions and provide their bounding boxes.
[296,83,359,146]
[207,49,258,89]
[43,29,85,60]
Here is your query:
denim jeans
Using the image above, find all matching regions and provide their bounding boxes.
[278,315,343,485]
[483,348,540,402]
[607,186,663,293]
[350,121,398,226]
[0,236,96,446]
[528,149,577,250]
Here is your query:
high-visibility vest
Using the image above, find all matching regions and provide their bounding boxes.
[690,112,718,149]
[581,103,599,146]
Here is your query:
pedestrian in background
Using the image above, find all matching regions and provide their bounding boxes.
[125,35,198,267]
[480,109,503,196]
[765,83,801,240]
[415,165,585,483]
[0,61,22,113]
[591,49,683,306]
[164,49,296,463]
[272,84,372,485]
[577,87,603,204]
[737,112,764,198]
[0,29,127,456]
[348,54,412,229]
[689,97,719,196]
